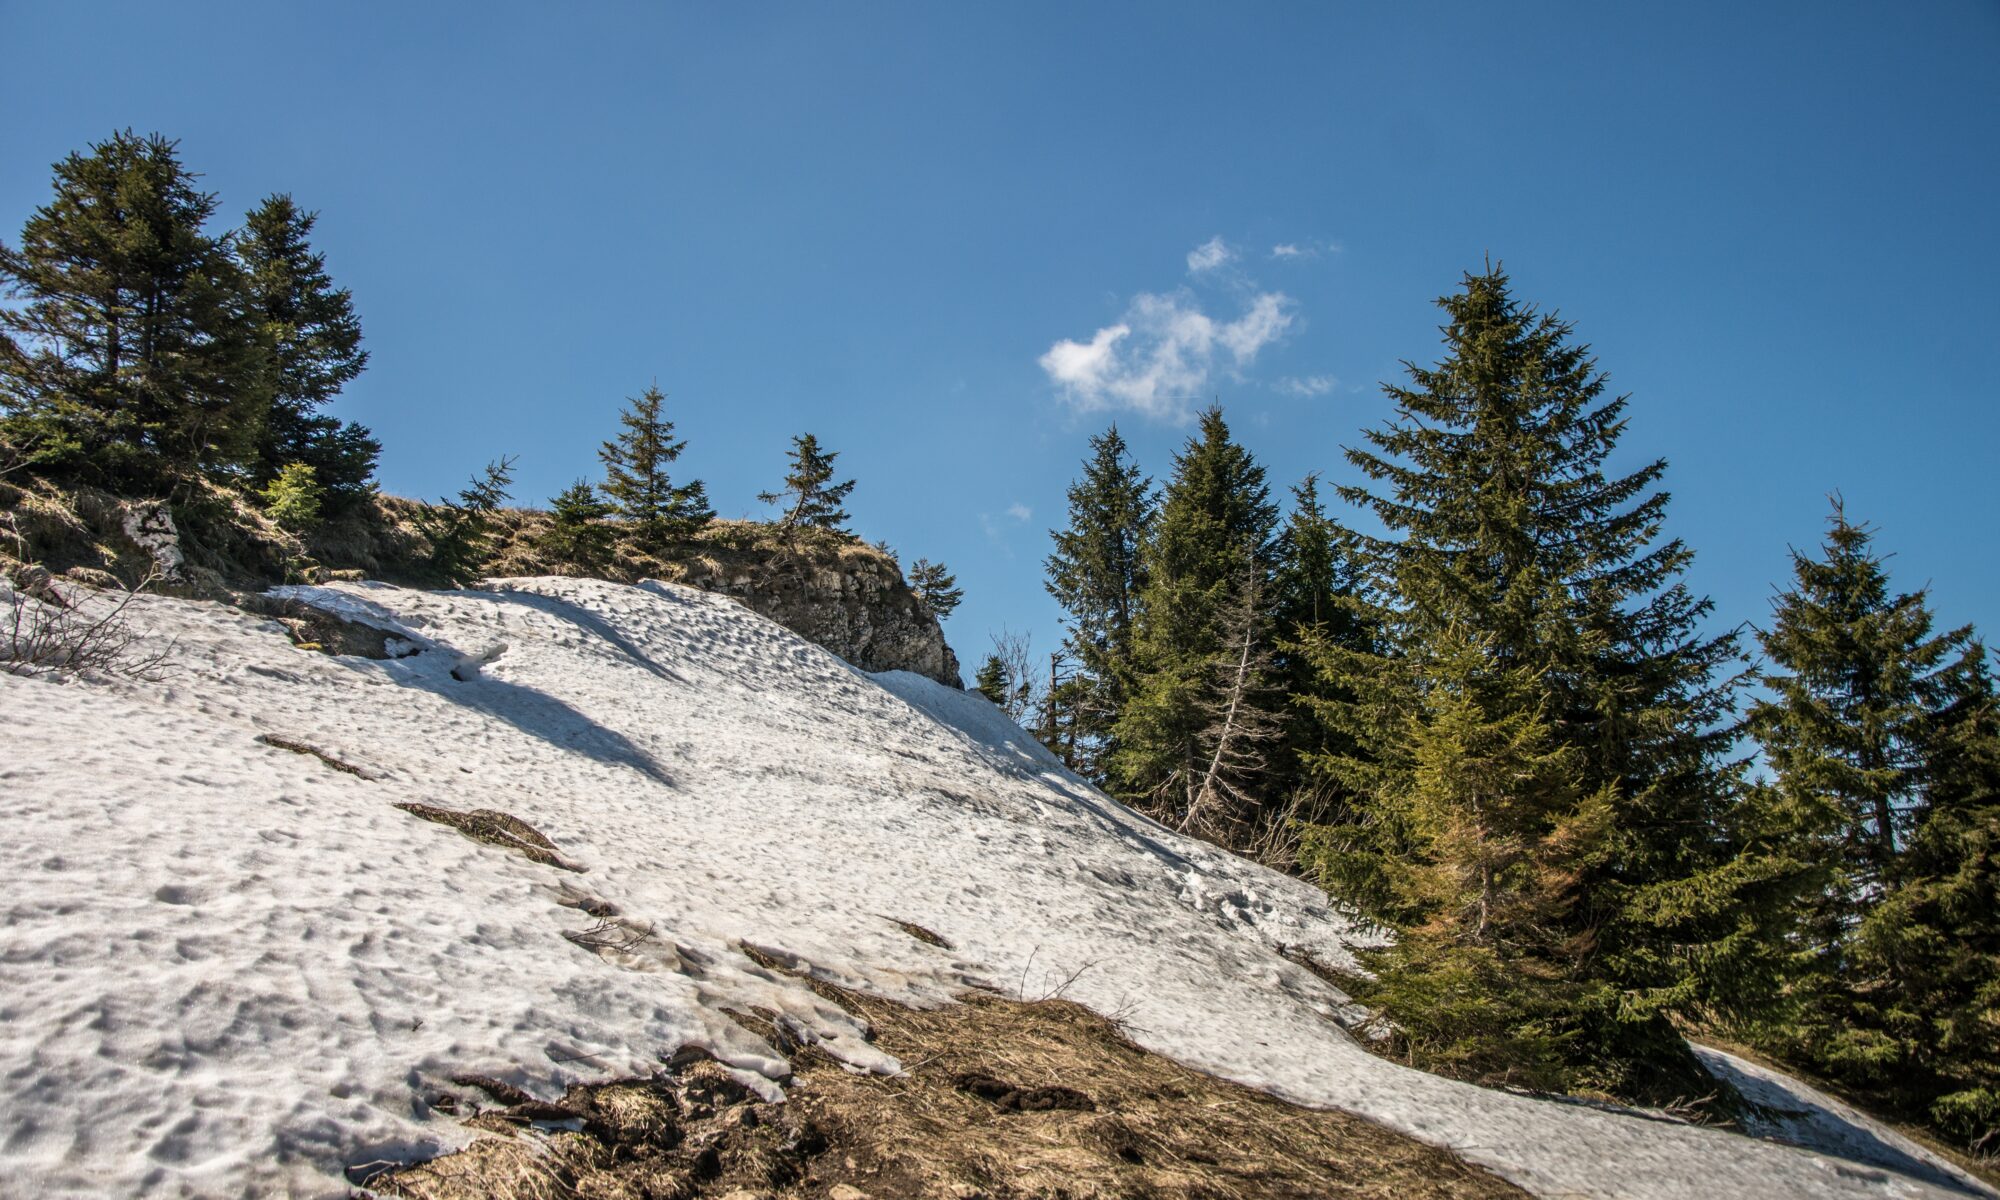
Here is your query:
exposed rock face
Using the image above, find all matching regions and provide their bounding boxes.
[676,550,962,688]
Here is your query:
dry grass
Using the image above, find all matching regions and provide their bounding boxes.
[374,980,1524,1200]
[395,803,584,872]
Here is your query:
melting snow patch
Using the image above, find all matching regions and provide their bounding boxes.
[0,576,1988,1199]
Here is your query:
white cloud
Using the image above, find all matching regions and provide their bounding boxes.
[1269,239,1343,261]
[1040,288,1295,422]
[1276,374,1337,397]
[1006,502,1032,522]
[1186,235,1235,275]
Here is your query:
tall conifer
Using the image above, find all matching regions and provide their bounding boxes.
[1111,406,1278,828]
[1044,425,1154,780]
[238,194,377,507]
[0,130,265,484]
[600,385,713,549]
[1301,266,1760,1100]
[759,433,854,535]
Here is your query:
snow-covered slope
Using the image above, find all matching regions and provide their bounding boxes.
[0,577,1987,1199]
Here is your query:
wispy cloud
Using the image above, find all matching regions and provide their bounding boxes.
[1276,374,1337,397]
[1006,502,1032,522]
[1039,288,1295,423]
[1270,239,1343,261]
[1186,235,1235,275]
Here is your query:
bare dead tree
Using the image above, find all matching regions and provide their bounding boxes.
[1178,567,1287,848]
[988,627,1048,728]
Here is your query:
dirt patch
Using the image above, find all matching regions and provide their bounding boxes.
[395,803,583,872]
[889,919,952,949]
[375,982,1524,1200]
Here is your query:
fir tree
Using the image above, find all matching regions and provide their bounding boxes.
[599,385,713,549]
[1748,501,1989,1131]
[908,558,963,620]
[416,457,515,585]
[237,194,377,509]
[1306,625,1614,1088]
[1267,474,1374,823]
[1111,406,1278,831]
[538,480,615,574]
[259,461,323,532]
[1045,425,1154,781]
[759,433,854,535]
[974,654,1011,706]
[0,130,266,485]
[1863,651,2000,1151]
[1300,266,1759,1101]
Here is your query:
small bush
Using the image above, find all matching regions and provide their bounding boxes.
[2,570,173,680]
[260,462,325,532]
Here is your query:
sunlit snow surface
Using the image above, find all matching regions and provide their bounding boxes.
[0,577,1989,1198]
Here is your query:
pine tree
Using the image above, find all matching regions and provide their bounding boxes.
[259,461,323,532]
[974,654,1011,706]
[538,480,615,574]
[1862,652,2000,1151]
[599,385,713,550]
[238,194,377,509]
[1045,425,1155,781]
[1306,625,1614,1088]
[759,433,854,535]
[907,558,963,620]
[1748,501,1988,1126]
[416,457,515,585]
[1111,406,1278,831]
[1299,266,1760,1101]
[0,130,266,486]
[1267,474,1374,824]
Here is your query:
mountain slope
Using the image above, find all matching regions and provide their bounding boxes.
[0,576,1986,1198]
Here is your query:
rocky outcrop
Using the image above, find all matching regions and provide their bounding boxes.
[675,548,962,688]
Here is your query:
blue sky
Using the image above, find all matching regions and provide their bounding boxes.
[6,2,1997,672]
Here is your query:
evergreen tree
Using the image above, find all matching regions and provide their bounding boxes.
[974,654,1011,706]
[1299,266,1760,1101]
[1306,625,1614,1088]
[1045,425,1155,781]
[599,385,713,549]
[1748,501,1989,1132]
[0,130,266,485]
[908,558,963,620]
[1179,567,1289,844]
[237,194,377,509]
[1111,406,1278,831]
[416,457,515,585]
[1861,652,2000,1151]
[259,461,323,532]
[538,480,615,574]
[1267,474,1374,823]
[759,433,854,534]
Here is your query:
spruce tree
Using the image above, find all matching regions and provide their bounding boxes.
[0,130,266,486]
[974,654,1011,706]
[1179,567,1289,844]
[1306,625,1614,1088]
[1045,425,1154,781]
[416,457,515,585]
[538,480,615,575]
[1300,266,1760,1101]
[1748,501,1988,1125]
[238,194,377,508]
[1268,474,1374,824]
[908,558,963,620]
[1111,406,1278,831]
[759,433,854,535]
[259,461,323,532]
[599,385,713,550]
[1861,651,2000,1151]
